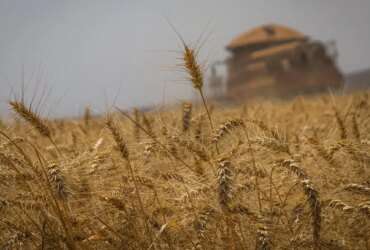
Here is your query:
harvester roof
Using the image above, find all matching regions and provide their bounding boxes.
[227,24,307,51]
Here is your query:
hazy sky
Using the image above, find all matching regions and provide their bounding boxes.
[1,0,369,117]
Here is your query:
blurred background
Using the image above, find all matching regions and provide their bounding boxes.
[0,0,369,117]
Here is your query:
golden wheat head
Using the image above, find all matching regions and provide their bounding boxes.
[9,101,51,137]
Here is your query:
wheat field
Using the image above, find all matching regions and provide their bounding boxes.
[0,42,369,250]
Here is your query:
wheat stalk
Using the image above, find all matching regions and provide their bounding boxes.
[333,108,347,140]
[133,108,141,140]
[83,106,92,128]
[351,112,360,141]
[106,116,129,159]
[172,33,216,137]
[301,179,321,250]
[277,159,321,250]
[105,115,153,241]
[142,113,156,139]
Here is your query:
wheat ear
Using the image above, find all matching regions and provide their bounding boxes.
[105,115,152,241]
[182,102,192,132]
[278,159,321,250]
[217,159,233,211]
[9,101,50,137]
[9,100,64,157]
[179,39,215,136]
